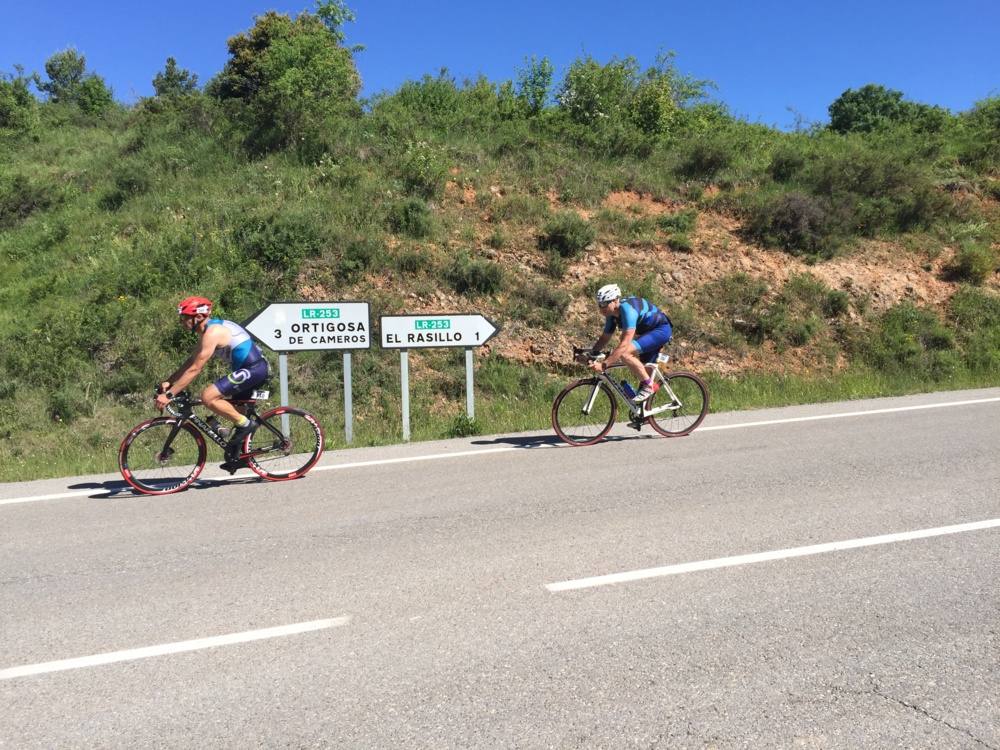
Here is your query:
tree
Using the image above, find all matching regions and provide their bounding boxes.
[34,48,86,103]
[516,56,553,116]
[33,48,113,113]
[828,84,947,134]
[209,7,361,154]
[0,66,39,132]
[153,57,199,97]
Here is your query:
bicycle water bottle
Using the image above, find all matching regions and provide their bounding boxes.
[621,381,636,398]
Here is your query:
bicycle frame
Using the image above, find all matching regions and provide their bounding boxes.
[580,353,684,420]
[163,393,281,458]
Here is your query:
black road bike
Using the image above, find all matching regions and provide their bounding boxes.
[551,347,710,446]
[119,389,324,495]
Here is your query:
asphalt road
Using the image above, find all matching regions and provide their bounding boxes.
[1,388,998,748]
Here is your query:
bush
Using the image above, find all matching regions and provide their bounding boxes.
[394,247,433,274]
[446,251,503,295]
[538,211,595,258]
[400,140,448,199]
[387,197,433,238]
[99,163,152,211]
[864,302,957,377]
[746,192,840,258]
[0,174,58,229]
[949,286,1000,372]
[768,147,806,182]
[947,242,998,285]
[339,237,381,280]
[656,209,698,233]
[232,212,327,273]
[508,280,570,329]
[667,233,693,253]
[698,273,770,344]
[675,139,731,180]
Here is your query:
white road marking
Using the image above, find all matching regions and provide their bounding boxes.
[2,395,997,506]
[0,617,349,681]
[698,397,1000,432]
[545,518,1000,592]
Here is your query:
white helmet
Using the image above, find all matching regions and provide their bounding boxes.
[595,283,621,306]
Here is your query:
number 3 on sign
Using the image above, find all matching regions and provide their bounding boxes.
[274,329,282,339]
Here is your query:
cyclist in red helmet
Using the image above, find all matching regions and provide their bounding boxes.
[156,296,270,470]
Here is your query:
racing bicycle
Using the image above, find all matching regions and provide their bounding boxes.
[119,388,324,495]
[551,347,709,446]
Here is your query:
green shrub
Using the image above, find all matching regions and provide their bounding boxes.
[232,212,327,273]
[746,192,841,258]
[400,140,448,198]
[768,147,806,182]
[675,139,731,180]
[864,301,957,377]
[699,273,770,344]
[508,280,570,329]
[447,413,480,437]
[538,211,595,258]
[667,233,693,253]
[0,174,58,229]
[387,197,433,238]
[99,163,152,211]
[949,286,1000,372]
[339,237,381,280]
[948,242,998,285]
[446,251,504,295]
[656,209,698,233]
[492,194,549,224]
[394,247,433,274]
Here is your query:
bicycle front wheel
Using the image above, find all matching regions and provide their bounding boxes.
[246,407,324,481]
[552,378,617,446]
[645,371,709,437]
[119,418,206,495]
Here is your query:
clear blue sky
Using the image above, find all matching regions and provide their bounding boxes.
[3,0,997,129]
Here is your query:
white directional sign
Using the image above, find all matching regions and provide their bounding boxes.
[380,314,499,349]
[244,301,371,352]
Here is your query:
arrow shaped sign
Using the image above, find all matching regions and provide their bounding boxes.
[380,314,500,349]
[243,301,371,352]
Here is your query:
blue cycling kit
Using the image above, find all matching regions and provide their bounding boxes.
[205,319,270,397]
[603,297,673,362]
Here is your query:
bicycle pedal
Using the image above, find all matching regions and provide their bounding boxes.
[626,420,643,431]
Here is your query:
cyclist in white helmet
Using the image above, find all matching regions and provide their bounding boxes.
[586,283,673,402]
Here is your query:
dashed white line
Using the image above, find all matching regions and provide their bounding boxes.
[2,395,997,506]
[545,518,1000,592]
[0,617,350,681]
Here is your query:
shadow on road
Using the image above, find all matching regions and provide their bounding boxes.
[470,435,563,448]
[67,475,263,499]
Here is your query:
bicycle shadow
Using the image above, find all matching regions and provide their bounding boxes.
[470,435,563,449]
[67,475,264,499]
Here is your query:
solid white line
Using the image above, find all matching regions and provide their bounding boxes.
[545,518,1000,592]
[2,395,997,506]
[698,396,1000,432]
[0,617,349,681]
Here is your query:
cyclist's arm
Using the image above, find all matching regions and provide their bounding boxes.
[606,328,636,367]
[161,328,225,396]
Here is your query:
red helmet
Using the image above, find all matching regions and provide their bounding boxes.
[177,296,213,316]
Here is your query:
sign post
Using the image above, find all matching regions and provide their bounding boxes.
[380,314,499,440]
[244,301,371,443]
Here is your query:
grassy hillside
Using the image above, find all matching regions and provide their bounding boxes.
[1,28,999,482]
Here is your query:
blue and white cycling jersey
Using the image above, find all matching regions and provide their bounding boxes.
[206,319,266,369]
[603,297,670,336]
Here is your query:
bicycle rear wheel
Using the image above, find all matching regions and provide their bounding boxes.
[552,378,617,446]
[645,371,709,437]
[119,418,206,495]
[245,407,324,480]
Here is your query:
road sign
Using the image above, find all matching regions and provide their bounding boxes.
[380,314,499,349]
[244,302,371,352]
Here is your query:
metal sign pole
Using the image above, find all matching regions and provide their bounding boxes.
[278,353,290,436]
[343,351,353,444]
[400,350,410,441]
[465,347,474,420]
